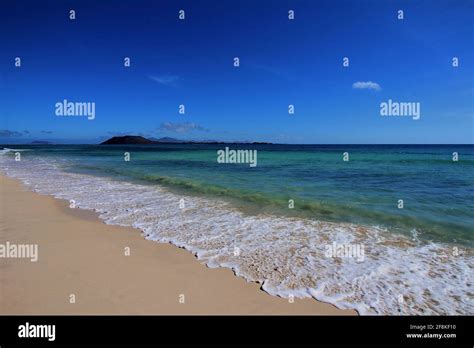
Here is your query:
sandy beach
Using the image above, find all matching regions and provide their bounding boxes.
[0,174,355,315]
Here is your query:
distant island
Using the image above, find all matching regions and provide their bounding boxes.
[31,140,52,144]
[101,136,272,145]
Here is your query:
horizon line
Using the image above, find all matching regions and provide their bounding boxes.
[1,142,473,146]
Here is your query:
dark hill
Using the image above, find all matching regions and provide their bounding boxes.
[149,137,181,143]
[100,135,273,145]
[31,140,52,144]
[101,136,154,145]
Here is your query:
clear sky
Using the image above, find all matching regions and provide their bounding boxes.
[1,0,473,144]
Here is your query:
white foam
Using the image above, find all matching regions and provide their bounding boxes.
[1,155,472,315]
[0,148,21,155]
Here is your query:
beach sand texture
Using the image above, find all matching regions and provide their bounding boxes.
[0,175,355,315]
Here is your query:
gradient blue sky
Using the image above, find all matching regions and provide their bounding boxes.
[1,0,473,144]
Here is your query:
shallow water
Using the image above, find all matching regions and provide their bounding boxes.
[1,145,472,314]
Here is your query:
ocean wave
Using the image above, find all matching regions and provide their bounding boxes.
[0,148,29,155]
[0,155,472,315]
[59,164,474,244]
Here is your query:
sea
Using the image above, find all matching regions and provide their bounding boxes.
[1,144,472,315]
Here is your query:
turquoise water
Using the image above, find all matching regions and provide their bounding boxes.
[1,144,473,314]
[3,144,473,247]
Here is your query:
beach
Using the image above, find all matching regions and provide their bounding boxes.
[0,174,355,315]
[0,145,472,315]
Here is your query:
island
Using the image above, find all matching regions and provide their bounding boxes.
[100,135,272,145]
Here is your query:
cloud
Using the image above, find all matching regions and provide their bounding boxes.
[149,74,180,86]
[352,81,381,91]
[159,122,209,134]
[106,131,131,136]
[249,63,282,76]
[41,130,53,134]
[0,129,24,137]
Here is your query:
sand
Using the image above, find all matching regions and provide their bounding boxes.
[0,174,356,315]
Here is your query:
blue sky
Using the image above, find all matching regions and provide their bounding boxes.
[1,0,473,144]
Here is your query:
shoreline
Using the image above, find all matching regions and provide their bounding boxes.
[0,174,356,315]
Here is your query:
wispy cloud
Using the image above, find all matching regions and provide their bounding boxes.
[159,122,209,134]
[0,129,24,137]
[352,81,381,91]
[106,131,131,136]
[148,74,180,86]
[248,62,298,83]
[41,130,53,134]
[249,63,282,76]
